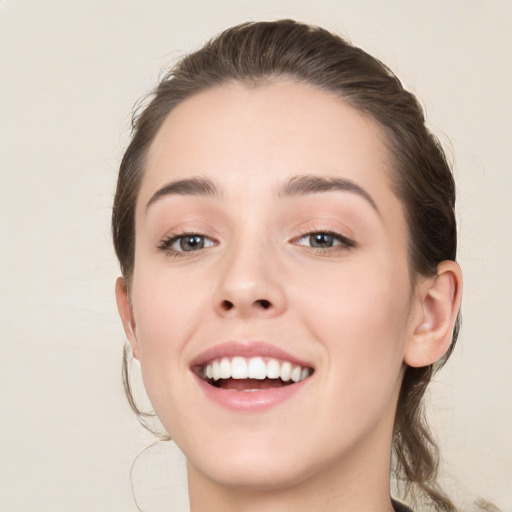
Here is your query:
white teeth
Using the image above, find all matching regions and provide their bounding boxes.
[219,357,231,379]
[202,356,312,383]
[248,357,266,380]
[290,365,302,383]
[280,361,292,381]
[231,357,248,378]
[212,360,220,381]
[266,359,281,379]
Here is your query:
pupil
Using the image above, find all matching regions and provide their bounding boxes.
[311,233,333,248]
[181,235,204,251]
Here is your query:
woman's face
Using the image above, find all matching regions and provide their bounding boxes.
[118,81,423,491]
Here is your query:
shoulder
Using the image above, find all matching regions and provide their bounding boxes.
[392,499,415,512]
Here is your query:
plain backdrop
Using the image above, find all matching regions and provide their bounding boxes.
[1,1,511,511]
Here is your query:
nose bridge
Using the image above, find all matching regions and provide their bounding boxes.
[213,224,286,318]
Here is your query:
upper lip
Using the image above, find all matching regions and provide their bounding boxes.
[190,340,315,371]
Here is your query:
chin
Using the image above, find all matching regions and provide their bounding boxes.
[187,446,316,491]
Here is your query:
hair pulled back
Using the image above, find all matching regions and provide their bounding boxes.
[113,20,461,511]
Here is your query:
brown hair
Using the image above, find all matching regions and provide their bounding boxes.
[113,19,466,511]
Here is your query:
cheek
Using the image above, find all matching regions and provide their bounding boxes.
[130,265,206,364]
[129,267,209,430]
[293,255,411,386]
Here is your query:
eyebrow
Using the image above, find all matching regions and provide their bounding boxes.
[146,176,221,210]
[279,174,380,215]
[146,173,380,215]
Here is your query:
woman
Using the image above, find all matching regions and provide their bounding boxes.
[113,20,467,512]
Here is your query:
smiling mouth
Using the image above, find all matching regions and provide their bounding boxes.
[197,356,314,391]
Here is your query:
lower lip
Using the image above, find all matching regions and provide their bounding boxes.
[194,374,311,411]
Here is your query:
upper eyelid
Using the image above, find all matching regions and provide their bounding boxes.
[298,234,355,247]
[160,229,351,241]
[159,228,217,242]
[157,232,217,252]
[156,226,356,251]
[292,227,355,243]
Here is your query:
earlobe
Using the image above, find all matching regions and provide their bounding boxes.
[404,261,463,368]
[115,276,139,359]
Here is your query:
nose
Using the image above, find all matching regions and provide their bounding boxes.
[212,239,287,319]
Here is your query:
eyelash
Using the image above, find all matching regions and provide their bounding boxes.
[157,228,356,257]
[292,229,356,254]
[157,231,218,257]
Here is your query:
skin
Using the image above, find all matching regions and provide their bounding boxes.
[116,80,462,512]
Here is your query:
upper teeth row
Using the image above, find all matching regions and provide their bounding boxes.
[203,357,311,383]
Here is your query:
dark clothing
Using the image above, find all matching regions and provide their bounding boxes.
[392,499,414,512]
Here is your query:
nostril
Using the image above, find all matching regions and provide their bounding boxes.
[221,300,234,311]
[218,298,273,313]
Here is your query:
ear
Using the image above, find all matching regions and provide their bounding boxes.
[404,261,463,368]
[115,276,139,360]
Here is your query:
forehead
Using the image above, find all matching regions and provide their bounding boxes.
[139,80,398,214]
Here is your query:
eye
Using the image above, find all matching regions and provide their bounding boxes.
[300,233,339,248]
[158,233,217,254]
[295,231,355,250]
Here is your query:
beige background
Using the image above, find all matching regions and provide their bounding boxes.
[1,1,511,511]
